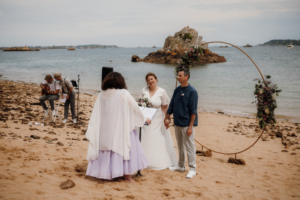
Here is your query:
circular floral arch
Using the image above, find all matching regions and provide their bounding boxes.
[175,41,281,157]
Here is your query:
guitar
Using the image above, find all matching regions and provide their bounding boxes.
[41,85,50,95]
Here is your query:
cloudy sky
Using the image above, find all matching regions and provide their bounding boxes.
[0,0,299,47]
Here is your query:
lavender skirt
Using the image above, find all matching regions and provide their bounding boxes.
[86,129,149,180]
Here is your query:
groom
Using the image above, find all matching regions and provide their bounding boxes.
[164,68,198,179]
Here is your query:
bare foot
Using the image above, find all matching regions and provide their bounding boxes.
[124,175,135,183]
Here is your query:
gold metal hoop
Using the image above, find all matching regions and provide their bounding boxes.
[178,41,267,156]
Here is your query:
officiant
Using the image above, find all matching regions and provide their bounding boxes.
[85,72,150,182]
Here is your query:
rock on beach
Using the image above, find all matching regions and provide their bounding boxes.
[131,26,226,64]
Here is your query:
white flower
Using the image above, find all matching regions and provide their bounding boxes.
[265,108,270,114]
[259,89,264,94]
[142,103,146,107]
[272,94,276,100]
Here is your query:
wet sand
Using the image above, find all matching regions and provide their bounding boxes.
[0,80,300,199]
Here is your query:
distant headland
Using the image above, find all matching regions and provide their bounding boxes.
[260,39,300,46]
[0,44,119,51]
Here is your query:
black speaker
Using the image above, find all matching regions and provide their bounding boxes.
[102,67,113,83]
[70,80,78,88]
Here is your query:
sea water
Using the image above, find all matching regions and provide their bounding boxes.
[0,46,299,122]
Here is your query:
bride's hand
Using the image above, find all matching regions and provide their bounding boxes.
[164,118,170,129]
[146,118,151,125]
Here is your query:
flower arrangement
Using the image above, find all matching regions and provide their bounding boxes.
[252,75,282,129]
[137,95,151,107]
[175,45,203,74]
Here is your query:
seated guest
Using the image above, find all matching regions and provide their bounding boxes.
[39,75,60,116]
[85,72,150,182]
[53,73,76,124]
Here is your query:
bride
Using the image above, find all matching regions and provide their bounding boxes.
[139,72,177,170]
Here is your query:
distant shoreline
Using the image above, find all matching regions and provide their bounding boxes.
[1,78,299,123]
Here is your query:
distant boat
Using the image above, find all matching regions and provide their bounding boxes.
[244,44,252,47]
[287,43,294,49]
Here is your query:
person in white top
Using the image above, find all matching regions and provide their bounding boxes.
[39,75,60,116]
[85,72,150,182]
[53,73,76,124]
[139,72,177,170]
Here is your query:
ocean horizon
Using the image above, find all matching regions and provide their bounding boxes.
[0,46,299,122]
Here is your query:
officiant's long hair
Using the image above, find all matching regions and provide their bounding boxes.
[102,72,127,90]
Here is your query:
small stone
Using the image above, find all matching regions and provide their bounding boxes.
[281,150,289,152]
[228,157,238,164]
[25,108,33,111]
[291,153,297,155]
[46,140,53,144]
[74,125,81,129]
[83,138,88,141]
[29,127,37,131]
[43,136,52,141]
[75,164,85,173]
[56,142,64,146]
[228,157,245,165]
[237,159,246,165]
[262,137,269,141]
[48,131,56,135]
[227,129,232,132]
[204,150,212,157]
[30,135,40,139]
[59,179,76,190]
[269,132,276,136]
[276,131,283,138]
[1,125,8,128]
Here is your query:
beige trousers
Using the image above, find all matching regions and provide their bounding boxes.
[174,126,196,171]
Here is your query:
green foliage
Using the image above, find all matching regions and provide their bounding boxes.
[182,33,194,40]
[175,45,203,74]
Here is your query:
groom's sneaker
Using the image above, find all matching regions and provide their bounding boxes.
[169,166,185,172]
[186,170,196,179]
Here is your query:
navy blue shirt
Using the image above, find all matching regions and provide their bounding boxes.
[167,84,198,127]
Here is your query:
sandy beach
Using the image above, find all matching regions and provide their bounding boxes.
[0,80,300,200]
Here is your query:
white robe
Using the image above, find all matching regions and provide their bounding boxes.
[86,89,146,161]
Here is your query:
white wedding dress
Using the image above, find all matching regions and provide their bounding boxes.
[139,86,177,170]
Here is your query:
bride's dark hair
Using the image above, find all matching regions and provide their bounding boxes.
[102,72,127,90]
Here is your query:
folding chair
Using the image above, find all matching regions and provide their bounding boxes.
[53,94,63,123]
[42,94,63,123]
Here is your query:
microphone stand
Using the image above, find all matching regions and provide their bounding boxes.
[135,127,143,177]
[77,74,80,122]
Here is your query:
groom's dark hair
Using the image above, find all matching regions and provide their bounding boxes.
[179,68,190,79]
